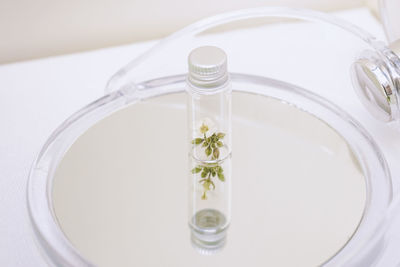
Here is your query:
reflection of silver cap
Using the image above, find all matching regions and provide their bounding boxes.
[352,48,400,122]
[188,46,228,88]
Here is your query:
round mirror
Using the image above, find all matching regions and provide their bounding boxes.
[52,90,366,267]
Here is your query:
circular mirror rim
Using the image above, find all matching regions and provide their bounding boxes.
[27,74,393,267]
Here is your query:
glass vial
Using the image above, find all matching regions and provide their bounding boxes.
[186,46,232,253]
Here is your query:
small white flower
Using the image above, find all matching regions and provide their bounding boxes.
[200,123,208,134]
[195,117,217,136]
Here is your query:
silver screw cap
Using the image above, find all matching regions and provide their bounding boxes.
[188,46,228,88]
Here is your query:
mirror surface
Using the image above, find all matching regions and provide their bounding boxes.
[53,92,366,267]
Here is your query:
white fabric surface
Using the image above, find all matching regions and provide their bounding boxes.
[0,8,398,266]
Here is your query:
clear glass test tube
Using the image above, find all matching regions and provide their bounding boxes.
[186,46,232,253]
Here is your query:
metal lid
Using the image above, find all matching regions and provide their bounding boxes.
[188,46,228,88]
[352,49,400,122]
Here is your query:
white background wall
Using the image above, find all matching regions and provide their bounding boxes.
[0,0,365,64]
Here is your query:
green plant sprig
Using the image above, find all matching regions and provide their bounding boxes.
[191,123,226,200]
[192,164,225,200]
[191,132,225,160]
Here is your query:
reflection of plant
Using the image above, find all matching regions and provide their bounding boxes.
[192,164,225,200]
[191,123,226,200]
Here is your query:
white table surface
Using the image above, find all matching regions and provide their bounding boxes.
[1,8,399,266]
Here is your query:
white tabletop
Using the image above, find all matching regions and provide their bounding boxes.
[0,8,398,266]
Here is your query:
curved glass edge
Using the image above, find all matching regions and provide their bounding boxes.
[27,74,393,267]
[27,92,130,267]
[104,6,383,95]
[230,74,393,267]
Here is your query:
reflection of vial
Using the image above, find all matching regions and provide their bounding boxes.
[186,46,232,253]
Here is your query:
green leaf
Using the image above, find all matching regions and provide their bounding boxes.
[217,132,225,139]
[217,141,223,147]
[192,138,204,145]
[201,171,207,178]
[191,166,202,174]
[217,166,223,174]
[217,172,225,182]
[213,148,220,159]
[205,146,212,156]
